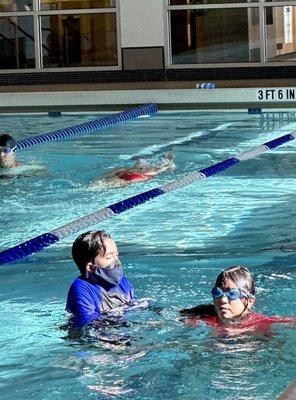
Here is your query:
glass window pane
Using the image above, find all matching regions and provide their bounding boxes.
[0,1,33,12]
[169,0,258,5]
[266,6,296,62]
[0,16,35,69]
[170,8,260,64]
[40,0,116,11]
[41,13,118,67]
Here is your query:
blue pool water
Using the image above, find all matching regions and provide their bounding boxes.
[1,110,296,400]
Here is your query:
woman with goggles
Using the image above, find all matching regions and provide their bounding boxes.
[181,266,295,331]
[0,134,20,169]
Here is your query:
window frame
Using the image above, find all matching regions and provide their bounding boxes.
[165,0,296,68]
[0,0,121,72]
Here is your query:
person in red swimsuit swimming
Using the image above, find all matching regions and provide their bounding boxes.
[115,153,174,183]
[180,266,295,335]
[91,153,175,188]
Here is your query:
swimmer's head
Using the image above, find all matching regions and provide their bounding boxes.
[134,158,151,171]
[0,134,17,168]
[0,134,16,149]
[215,266,255,296]
[213,266,255,323]
[72,230,114,276]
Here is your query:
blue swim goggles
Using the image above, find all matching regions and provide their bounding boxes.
[0,146,15,154]
[211,286,251,301]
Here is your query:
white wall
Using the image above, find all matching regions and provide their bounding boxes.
[120,0,165,47]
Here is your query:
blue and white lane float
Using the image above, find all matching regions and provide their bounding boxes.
[15,103,159,151]
[278,378,296,400]
[0,132,295,265]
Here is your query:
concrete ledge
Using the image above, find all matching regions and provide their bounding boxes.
[0,87,296,112]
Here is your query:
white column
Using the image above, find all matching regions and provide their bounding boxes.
[120,0,164,47]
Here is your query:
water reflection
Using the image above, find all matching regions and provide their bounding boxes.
[56,308,295,400]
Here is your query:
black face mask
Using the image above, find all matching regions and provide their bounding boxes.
[89,260,123,286]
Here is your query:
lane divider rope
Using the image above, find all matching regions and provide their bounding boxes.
[1,131,294,265]
[15,103,159,151]
[277,378,296,400]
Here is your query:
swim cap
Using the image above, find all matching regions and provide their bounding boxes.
[134,158,151,169]
[0,134,16,149]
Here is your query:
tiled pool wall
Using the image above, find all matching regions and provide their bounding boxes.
[1,61,296,112]
[1,87,296,113]
[1,66,296,86]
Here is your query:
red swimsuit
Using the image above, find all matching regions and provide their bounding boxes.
[116,171,152,182]
[186,313,295,335]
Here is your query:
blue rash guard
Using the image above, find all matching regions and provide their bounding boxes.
[66,275,135,327]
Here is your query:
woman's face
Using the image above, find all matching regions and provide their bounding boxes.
[0,147,16,168]
[213,278,254,324]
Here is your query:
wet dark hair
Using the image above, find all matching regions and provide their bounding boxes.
[72,230,111,275]
[180,303,216,318]
[0,134,16,149]
[215,265,255,295]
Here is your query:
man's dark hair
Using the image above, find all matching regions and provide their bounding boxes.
[72,230,111,275]
[0,134,16,149]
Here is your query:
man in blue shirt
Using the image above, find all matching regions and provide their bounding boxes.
[66,230,135,327]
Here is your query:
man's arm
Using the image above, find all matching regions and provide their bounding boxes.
[66,280,101,327]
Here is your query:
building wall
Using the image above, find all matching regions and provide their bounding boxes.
[120,0,165,70]
[0,0,296,84]
[120,0,164,47]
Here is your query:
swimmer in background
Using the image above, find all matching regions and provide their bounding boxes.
[0,134,20,169]
[91,152,175,188]
[0,133,46,180]
[180,266,295,334]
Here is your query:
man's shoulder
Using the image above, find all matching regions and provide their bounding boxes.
[71,276,85,286]
[70,276,99,292]
[120,275,132,284]
[119,276,133,290]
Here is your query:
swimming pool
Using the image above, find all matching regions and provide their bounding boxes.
[1,110,296,400]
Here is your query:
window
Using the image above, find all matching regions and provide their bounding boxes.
[0,0,118,70]
[0,16,35,69]
[169,0,258,4]
[40,0,116,11]
[41,12,117,67]
[170,8,260,64]
[168,1,296,65]
[265,6,296,62]
[0,1,32,12]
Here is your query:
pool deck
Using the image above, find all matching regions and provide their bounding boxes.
[0,79,296,112]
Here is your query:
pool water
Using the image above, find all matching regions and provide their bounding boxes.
[1,110,296,400]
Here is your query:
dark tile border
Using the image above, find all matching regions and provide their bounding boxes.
[166,66,296,81]
[0,66,296,86]
[0,70,165,86]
